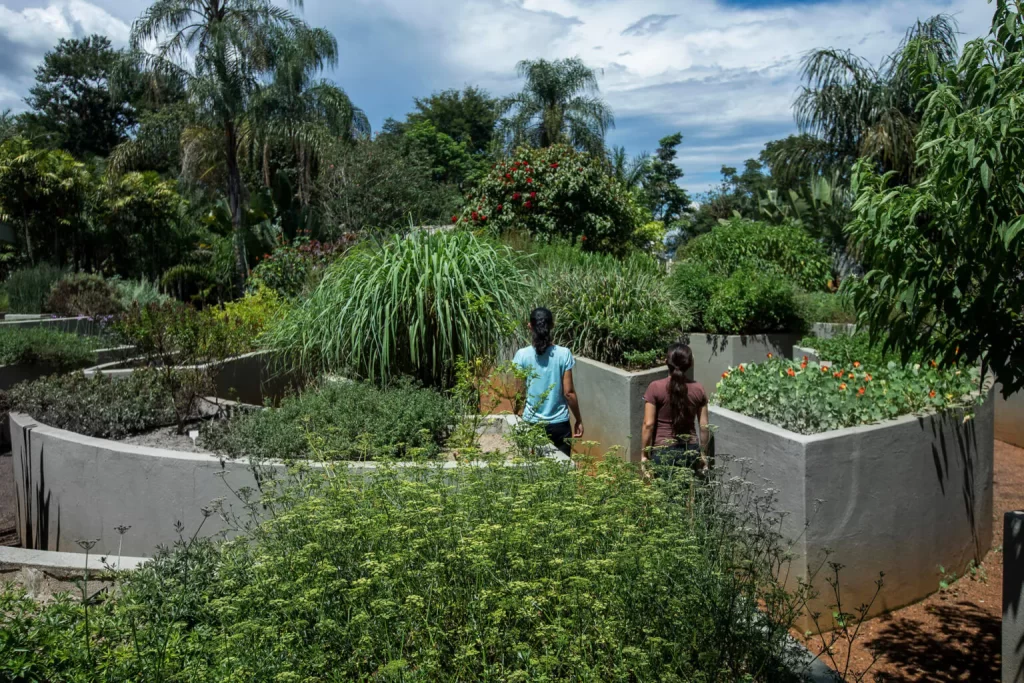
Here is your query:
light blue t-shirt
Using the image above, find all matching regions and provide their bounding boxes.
[513,344,575,424]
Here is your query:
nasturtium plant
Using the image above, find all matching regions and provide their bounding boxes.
[714,355,983,435]
[458,144,645,254]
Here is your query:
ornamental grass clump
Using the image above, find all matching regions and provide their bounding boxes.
[0,458,820,681]
[714,355,984,435]
[264,230,527,387]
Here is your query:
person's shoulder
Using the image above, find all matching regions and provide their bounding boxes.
[648,376,670,392]
[688,380,709,401]
[553,345,575,365]
[513,346,533,364]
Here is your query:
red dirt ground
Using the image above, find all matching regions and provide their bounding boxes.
[799,440,1022,681]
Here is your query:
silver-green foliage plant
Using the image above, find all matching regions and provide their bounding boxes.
[0,458,824,681]
[535,249,686,368]
[714,356,983,434]
[265,230,527,387]
[843,1,1024,397]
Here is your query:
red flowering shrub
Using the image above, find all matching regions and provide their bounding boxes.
[457,145,644,254]
[249,233,357,298]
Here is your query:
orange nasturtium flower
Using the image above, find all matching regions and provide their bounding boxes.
[833,371,843,379]
[864,373,873,382]
[802,355,809,362]
[722,372,730,379]
[858,387,865,396]
[767,353,773,359]
[929,390,936,398]
[929,360,937,368]
[839,383,848,391]
[848,372,855,380]
[787,368,796,377]
[800,361,808,369]
[739,365,746,373]
[853,361,860,368]
[821,366,828,373]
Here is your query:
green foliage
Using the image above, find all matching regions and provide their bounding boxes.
[714,356,983,435]
[689,160,773,236]
[402,119,480,186]
[796,292,856,325]
[667,262,719,331]
[704,269,807,335]
[318,135,461,237]
[0,137,92,266]
[22,35,134,158]
[0,459,818,681]
[537,251,686,368]
[843,4,1024,397]
[643,132,691,225]
[501,57,613,156]
[5,264,65,314]
[109,277,170,309]
[679,218,833,291]
[461,144,645,254]
[799,331,905,368]
[248,235,353,298]
[45,273,123,318]
[4,370,174,438]
[0,327,98,369]
[405,86,499,155]
[265,230,526,387]
[202,379,458,461]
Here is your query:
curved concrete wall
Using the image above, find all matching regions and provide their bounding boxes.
[0,317,101,336]
[710,392,994,625]
[84,351,298,406]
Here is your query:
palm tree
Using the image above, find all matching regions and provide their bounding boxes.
[607,145,649,189]
[772,15,959,185]
[121,0,307,285]
[246,26,370,208]
[0,110,15,143]
[501,57,614,156]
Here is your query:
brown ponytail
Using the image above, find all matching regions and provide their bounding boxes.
[666,343,694,441]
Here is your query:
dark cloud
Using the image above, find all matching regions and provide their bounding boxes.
[621,14,678,37]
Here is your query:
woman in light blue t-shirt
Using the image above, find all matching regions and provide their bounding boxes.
[512,307,584,455]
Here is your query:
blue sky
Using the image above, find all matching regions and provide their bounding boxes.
[0,0,992,194]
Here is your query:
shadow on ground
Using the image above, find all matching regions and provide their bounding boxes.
[870,601,999,682]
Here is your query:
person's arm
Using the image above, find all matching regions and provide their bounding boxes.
[698,403,711,469]
[641,401,657,462]
[562,369,584,438]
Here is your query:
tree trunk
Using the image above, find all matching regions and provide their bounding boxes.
[224,120,247,292]
[262,141,271,188]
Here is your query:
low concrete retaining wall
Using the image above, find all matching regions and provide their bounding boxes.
[710,392,995,624]
[84,350,297,406]
[996,383,1024,448]
[0,317,101,336]
[0,346,132,392]
[809,322,856,339]
[572,357,666,462]
[10,412,554,557]
[684,332,801,395]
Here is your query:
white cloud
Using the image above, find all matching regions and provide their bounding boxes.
[0,0,129,110]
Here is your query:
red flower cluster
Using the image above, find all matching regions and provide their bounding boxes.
[512,192,521,200]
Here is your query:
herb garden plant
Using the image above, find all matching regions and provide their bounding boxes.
[0,327,100,369]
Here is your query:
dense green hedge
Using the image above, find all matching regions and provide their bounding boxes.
[0,327,98,369]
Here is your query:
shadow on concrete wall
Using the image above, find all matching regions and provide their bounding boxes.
[14,424,60,552]
[927,412,984,561]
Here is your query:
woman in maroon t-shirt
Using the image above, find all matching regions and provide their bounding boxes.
[640,343,710,471]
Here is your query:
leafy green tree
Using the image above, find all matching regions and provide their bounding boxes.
[501,57,614,156]
[402,120,478,185]
[0,110,16,144]
[122,0,308,285]
[22,35,135,158]
[769,15,960,185]
[407,86,498,155]
[607,145,650,190]
[459,144,644,254]
[643,133,690,225]
[0,138,92,267]
[843,1,1024,395]
[690,160,771,235]
[94,172,191,280]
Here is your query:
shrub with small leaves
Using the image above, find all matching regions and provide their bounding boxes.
[5,369,175,438]
[45,273,123,318]
[202,378,458,461]
[248,235,355,298]
[703,268,807,335]
[5,264,66,314]
[0,327,98,369]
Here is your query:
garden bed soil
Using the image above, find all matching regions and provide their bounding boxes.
[118,426,214,454]
[797,439,1022,681]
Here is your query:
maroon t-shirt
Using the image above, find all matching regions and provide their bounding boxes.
[643,377,708,447]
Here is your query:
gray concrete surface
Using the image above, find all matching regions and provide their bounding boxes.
[711,389,995,627]
[0,317,101,336]
[809,323,856,339]
[686,333,801,395]
[572,357,666,462]
[0,346,132,392]
[0,453,14,545]
[84,350,299,406]
[0,545,148,571]
[996,384,1024,448]
[1005,511,1024,683]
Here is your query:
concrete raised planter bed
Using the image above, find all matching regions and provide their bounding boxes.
[710,390,995,624]
[685,333,802,395]
[10,412,555,558]
[996,383,1024,447]
[0,346,132,392]
[0,317,101,336]
[84,350,297,406]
